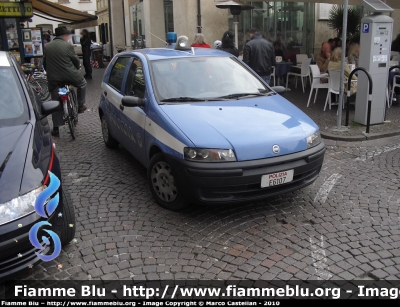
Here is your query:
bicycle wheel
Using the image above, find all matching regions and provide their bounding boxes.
[35,78,51,101]
[28,77,50,101]
[69,88,79,125]
[66,100,76,140]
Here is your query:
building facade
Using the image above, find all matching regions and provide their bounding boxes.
[103,0,400,57]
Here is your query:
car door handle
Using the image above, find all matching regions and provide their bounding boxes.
[119,104,124,111]
[104,91,107,96]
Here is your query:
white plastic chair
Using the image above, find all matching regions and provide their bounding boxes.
[286,58,312,93]
[296,54,308,66]
[390,75,400,106]
[307,65,329,107]
[324,69,345,111]
[271,66,276,87]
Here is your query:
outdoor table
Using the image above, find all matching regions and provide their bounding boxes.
[275,62,293,85]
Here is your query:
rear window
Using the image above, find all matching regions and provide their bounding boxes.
[0,67,28,127]
[108,57,130,92]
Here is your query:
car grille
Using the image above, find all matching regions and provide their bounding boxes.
[197,166,321,202]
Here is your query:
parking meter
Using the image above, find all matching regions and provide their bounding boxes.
[354,0,394,126]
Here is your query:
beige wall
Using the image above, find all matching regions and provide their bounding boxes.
[143,0,166,48]
[314,20,336,56]
[173,0,228,47]
[200,0,229,47]
[173,0,198,39]
[109,0,125,49]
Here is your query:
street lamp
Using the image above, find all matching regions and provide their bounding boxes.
[215,0,254,49]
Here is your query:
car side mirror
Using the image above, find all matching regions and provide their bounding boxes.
[41,100,60,119]
[121,96,145,107]
[271,86,286,94]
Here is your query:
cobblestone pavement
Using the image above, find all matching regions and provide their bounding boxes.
[18,67,400,281]
[284,77,400,137]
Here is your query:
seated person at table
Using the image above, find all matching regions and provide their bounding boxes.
[328,38,336,52]
[328,47,357,96]
[316,42,331,74]
[334,38,342,49]
[347,43,360,68]
[273,41,285,61]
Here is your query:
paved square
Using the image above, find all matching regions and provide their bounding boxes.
[19,68,400,281]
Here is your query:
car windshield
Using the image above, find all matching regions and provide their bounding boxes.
[0,67,28,127]
[150,57,271,103]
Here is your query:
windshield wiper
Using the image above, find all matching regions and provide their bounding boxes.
[159,97,229,104]
[216,92,274,99]
[160,97,207,103]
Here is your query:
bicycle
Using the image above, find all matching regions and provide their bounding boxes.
[58,85,79,140]
[22,64,51,101]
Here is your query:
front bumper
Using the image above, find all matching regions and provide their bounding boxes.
[167,142,325,205]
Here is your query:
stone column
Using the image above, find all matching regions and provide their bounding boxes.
[143,0,166,48]
[109,0,126,52]
[173,0,228,47]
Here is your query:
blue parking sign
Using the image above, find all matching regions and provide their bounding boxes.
[362,23,370,33]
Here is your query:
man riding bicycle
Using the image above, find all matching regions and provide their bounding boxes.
[43,26,87,137]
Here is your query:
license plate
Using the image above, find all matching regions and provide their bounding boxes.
[261,170,294,188]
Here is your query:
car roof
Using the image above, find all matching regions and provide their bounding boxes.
[0,51,11,67]
[120,47,232,61]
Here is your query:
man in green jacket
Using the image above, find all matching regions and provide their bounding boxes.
[43,26,87,137]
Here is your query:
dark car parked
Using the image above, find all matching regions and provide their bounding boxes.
[0,52,75,279]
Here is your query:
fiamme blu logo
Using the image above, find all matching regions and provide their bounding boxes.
[29,171,62,261]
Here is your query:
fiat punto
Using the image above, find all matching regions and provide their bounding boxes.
[99,38,325,210]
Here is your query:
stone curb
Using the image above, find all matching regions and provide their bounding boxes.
[321,129,400,142]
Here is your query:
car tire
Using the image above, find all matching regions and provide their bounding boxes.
[57,188,76,246]
[101,115,118,148]
[148,153,188,211]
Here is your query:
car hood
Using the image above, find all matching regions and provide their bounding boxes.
[0,125,32,203]
[160,95,319,161]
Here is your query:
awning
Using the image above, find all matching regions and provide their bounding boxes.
[31,0,97,25]
[241,0,400,9]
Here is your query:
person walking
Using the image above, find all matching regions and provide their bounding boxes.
[243,28,275,85]
[191,33,211,48]
[81,29,92,79]
[43,26,87,137]
[220,31,239,57]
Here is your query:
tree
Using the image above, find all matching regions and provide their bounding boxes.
[328,5,361,40]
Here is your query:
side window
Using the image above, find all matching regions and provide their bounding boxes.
[108,57,130,92]
[125,58,146,98]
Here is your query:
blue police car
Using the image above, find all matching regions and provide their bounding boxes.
[99,37,325,210]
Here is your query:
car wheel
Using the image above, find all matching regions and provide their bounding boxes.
[148,153,188,210]
[101,115,118,148]
[56,188,76,246]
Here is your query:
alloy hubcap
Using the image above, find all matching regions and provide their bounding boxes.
[101,118,109,142]
[151,161,177,203]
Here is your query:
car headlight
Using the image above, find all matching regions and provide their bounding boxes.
[0,186,45,225]
[184,148,237,162]
[307,131,322,148]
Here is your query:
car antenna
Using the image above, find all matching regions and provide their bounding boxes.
[146,31,168,46]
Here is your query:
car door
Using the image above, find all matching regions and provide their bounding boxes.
[72,35,82,55]
[102,56,132,146]
[120,57,147,165]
